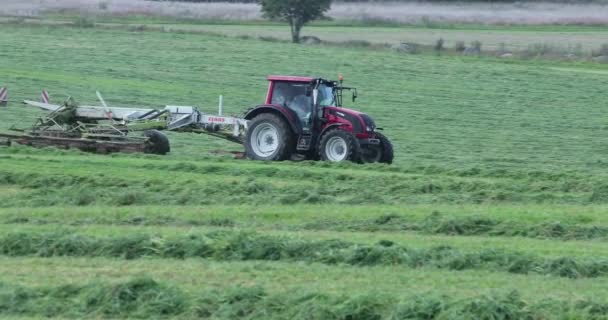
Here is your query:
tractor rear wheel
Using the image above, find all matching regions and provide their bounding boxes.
[361,132,393,164]
[144,130,170,155]
[245,113,294,161]
[319,129,361,163]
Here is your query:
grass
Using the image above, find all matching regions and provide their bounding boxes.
[3,25,608,175]
[2,228,608,279]
[0,22,608,318]
[1,281,607,319]
[6,204,608,244]
[1,258,608,318]
[5,15,608,53]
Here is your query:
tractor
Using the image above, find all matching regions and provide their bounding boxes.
[243,75,393,163]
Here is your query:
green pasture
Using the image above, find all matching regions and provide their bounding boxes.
[0,23,607,318]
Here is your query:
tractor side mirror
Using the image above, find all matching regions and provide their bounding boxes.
[352,89,358,103]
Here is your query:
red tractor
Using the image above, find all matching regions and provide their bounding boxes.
[243,75,393,164]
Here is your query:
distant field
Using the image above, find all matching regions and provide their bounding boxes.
[3,17,608,53]
[1,23,608,318]
[4,0,608,25]
[143,23,608,52]
[4,0,608,54]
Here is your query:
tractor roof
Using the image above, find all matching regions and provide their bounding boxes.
[267,75,314,83]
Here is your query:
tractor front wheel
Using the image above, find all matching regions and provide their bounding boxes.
[319,129,361,163]
[361,132,393,164]
[245,113,294,161]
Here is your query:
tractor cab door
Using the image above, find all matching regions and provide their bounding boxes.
[270,82,313,132]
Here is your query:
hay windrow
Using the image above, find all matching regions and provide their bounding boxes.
[0,157,606,207]
[1,231,607,279]
[8,211,608,242]
[1,279,607,319]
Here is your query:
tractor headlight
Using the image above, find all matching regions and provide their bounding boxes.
[366,126,374,132]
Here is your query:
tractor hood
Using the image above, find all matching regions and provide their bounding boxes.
[325,106,376,134]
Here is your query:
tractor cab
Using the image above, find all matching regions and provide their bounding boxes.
[266,76,315,131]
[265,76,357,132]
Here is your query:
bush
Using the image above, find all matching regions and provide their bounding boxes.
[129,25,147,32]
[258,36,281,42]
[497,42,508,54]
[344,39,372,47]
[434,38,444,52]
[471,40,482,51]
[593,43,608,57]
[74,16,96,28]
[454,41,466,52]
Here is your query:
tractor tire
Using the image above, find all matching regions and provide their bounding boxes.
[319,129,361,163]
[376,132,394,164]
[361,132,393,164]
[144,130,170,155]
[245,113,294,161]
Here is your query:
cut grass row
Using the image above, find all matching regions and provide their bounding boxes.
[1,223,607,259]
[3,277,608,319]
[2,256,605,302]
[1,258,608,319]
[1,229,608,279]
[2,150,608,206]
[2,277,608,319]
[4,204,608,241]
[3,203,608,226]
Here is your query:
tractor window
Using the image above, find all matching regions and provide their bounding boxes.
[271,82,309,107]
[271,82,312,128]
[318,84,334,107]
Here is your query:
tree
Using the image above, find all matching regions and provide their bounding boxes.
[260,0,331,43]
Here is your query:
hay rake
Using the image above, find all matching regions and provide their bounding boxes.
[0,92,248,155]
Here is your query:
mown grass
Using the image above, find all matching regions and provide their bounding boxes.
[1,23,608,318]
[1,149,608,206]
[2,25,608,174]
[2,228,608,279]
[1,276,608,319]
[2,222,608,260]
[4,204,608,243]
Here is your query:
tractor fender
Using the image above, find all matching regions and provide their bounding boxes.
[244,105,301,134]
[319,123,347,138]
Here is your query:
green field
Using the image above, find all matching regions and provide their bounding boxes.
[1,23,608,319]
[6,16,608,52]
